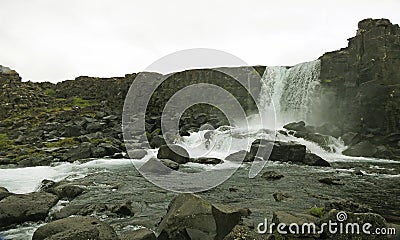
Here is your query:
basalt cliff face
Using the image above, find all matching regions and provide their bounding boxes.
[319,18,400,134]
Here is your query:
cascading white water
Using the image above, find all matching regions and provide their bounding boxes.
[260,60,321,125]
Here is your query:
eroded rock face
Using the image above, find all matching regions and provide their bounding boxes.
[32,216,118,240]
[157,193,241,240]
[319,18,400,135]
[0,192,59,229]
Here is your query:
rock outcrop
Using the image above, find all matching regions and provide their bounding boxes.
[319,18,400,136]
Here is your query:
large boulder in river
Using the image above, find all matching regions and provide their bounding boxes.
[158,193,241,240]
[304,153,331,167]
[0,192,59,229]
[283,121,306,132]
[342,140,378,157]
[0,187,12,201]
[32,216,118,240]
[157,144,190,164]
[250,139,306,163]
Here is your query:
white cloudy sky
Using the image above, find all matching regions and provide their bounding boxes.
[1,0,399,82]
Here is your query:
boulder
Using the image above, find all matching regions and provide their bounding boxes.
[225,150,254,162]
[0,192,59,229]
[250,139,306,163]
[149,135,166,148]
[294,132,332,151]
[318,177,344,185]
[52,184,85,200]
[157,144,190,164]
[160,159,180,170]
[191,157,223,165]
[139,158,174,175]
[342,140,378,157]
[61,143,92,162]
[283,121,306,132]
[273,192,292,202]
[261,171,284,180]
[303,153,331,167]
[86,122,104,133]
[128,149,148,159]
[0,187,12,201]
[341,132,359,146]
[158,193,241,240]
[91,147,108,158]
[119,228,156,240]
[32,216,118,240]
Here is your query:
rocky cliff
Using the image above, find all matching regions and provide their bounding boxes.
[319,18,400,135]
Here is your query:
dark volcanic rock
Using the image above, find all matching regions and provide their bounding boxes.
[250,139,306,163]
[318,177,344,185]
[158,193,241,240]
[261,171,284,180]
[119,228,156,240]
[319,18,400,138]
[0,192,59,229]
[304,153,331,167]
[128,149,148,159]
[157,144,190,164]
[283,121,306,132]
[32,216,118,240]
[342,140,378,157]
[191,157,224,165]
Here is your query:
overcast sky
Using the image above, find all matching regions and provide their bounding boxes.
[1,0,399,82]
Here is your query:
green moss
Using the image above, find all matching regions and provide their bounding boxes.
[88,138,112,144]
[309,206,325,217]
[45,138,79,148]
[44,88,56,97]
[0,134,14,150]
[72,97,93,108]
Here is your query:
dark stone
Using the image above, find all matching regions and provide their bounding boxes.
[157,144,190,164]
[61,143,92,162]
[91,147,108,158]
[128,149,147,159]
[273,192,292,202]
[52,184,85,200]
[191,157,223,165]
[139,158,173,175]
[225,150,254,162]
[86,122,104,133]
[303,153,331,167]
[318,177,344,185]
[283,121,306,132]
[32,216,118,240]
[160,159,180,170]
[119,228,156,240]
[250,139,306,163]
[0,192,59,229]
[149,135,166,148]
[62,124,82,137]
[0,187,12,201]
[261,171,284,180]
[158,193,241,240]
[342,140,378,157]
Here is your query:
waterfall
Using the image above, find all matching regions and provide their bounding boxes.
[259,60,321,126]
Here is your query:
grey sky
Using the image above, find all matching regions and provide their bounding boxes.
[0,0,399,82]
